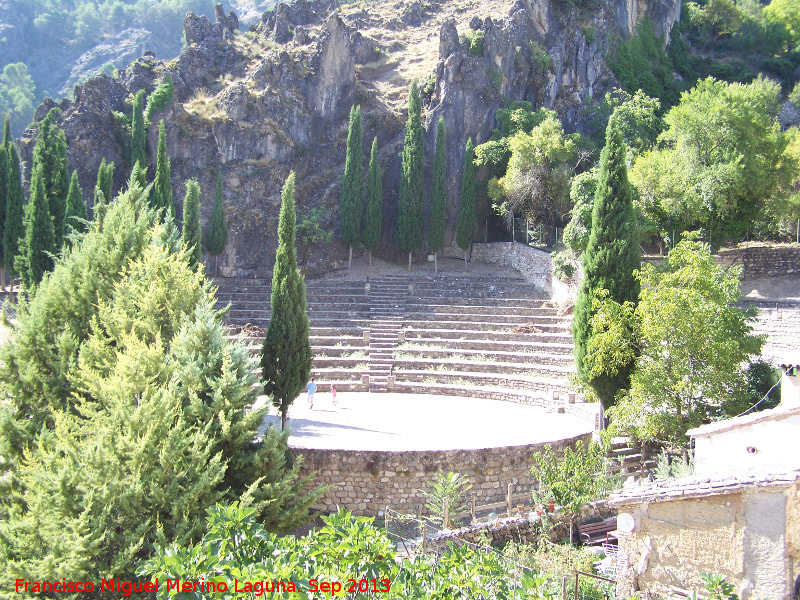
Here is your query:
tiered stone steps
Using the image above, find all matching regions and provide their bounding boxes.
[216,273,576,401]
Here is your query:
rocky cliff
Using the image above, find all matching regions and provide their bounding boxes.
[18,0,680,277]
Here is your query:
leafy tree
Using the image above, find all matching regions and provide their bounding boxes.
[297,206,333,265]
[573,114,640,410]
[396,81,425,272]
[589,239,764,444]
[131,89,147,171]
[0,63,35,136]
[428,118,446,273]
[181,179,202,270]
[3,145,24,284]
[340,105,363,268]
[92,158,114,220]
[563,170,597,253]
[762,0,800,50]
[455,138,476,270]
[33,108,69,251]
[583,89,663,157]
[261,172,312,430]
[0,185,321,588]
[152,120,174,219]
[362,137,382,268]
[532,441,612,544]
[144,76,174,127]
[63,170,87,241]
[420,472,472,528]
[631,76,795,247]
[15,162,55,289]
[206,169,228,277]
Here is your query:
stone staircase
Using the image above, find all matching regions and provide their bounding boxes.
[215,273,577,401]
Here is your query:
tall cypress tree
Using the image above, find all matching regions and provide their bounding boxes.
[397,81,425,271]
[92,159,115,223]
[2,115,10,151]
[131,89,147,172]
[16,162,55,289]
[261,172,312,430]
[152,121,174,220]
[455,138,476,271]
[63,171,87,242]
[33,109,69,251]
[573,113,640,409]
[206,169,227,277]
[429,117,446,274]
[362,137,382,268]
[182,179,202,270]
[339,105,363,268]
[0,148,7,289]
[4,145,24,284]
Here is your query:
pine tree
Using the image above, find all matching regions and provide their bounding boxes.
[4,145,24,284]
[182,179,202,270]
[455,138,476,271]
[0,148,7,289]
[152,121,174,220]
[16,162,55,289]
[206,169,228,277]
[33,108,69,251]
[261,172,312,430]
[396,81,425,271]
[429,117,446,274]
[63,170,87,242]
[573,113,641,409]
[131,89,147,172]
[339,105,363,268]
[362,137,382,268]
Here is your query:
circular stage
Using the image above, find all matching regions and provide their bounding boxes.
[257,392,593,451]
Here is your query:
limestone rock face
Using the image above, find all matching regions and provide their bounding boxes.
[18,0,681,275]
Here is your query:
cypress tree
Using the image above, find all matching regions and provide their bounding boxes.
[182,179,202,270]
[63,170,87,241]
[206,169,228,277]
[16,162,55,289]
[4,145,24,284]
[397,81,425,271]
[261,172,312,430]
[573,113,641,409]
[130,160,147,193]
[0,148,7,289]
[131,89,147,172]
[455,138,476,271]
[152,121,174,220]
[33,109,69,251]
[339,105,363,268]
[92,158,115,221]
[429,117,446,274]
[2,114,10,151]
[362,137,382,268]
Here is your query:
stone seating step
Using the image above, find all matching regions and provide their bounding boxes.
[400,319,569,333]
[390,357,574,377]
[392,347,574,366]
[307,367,368,380]
[405,328,573,344]
[396,337,573,354]
[394,370,570,392]
[404,304,559,317]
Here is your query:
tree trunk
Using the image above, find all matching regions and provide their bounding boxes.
[281,407,287,430]
[1,266,5,292]
[368,249,372,268]
[408,252,412,272]
[214,254,218,278]
[348,245,353,269]
[569,515,574,545]
[434,252,438,274]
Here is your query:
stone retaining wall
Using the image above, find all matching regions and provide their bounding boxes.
[295,432,592,517]
[467,243,551,291]
[643,246,800,280]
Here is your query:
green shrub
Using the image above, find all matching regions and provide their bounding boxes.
[462,29,485,57]
[552,250,577,281]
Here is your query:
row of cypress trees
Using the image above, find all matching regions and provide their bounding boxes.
[339,105,383,268]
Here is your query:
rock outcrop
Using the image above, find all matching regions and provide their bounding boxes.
[17,0,680,276]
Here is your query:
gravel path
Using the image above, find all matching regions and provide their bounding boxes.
[256,392,593,451]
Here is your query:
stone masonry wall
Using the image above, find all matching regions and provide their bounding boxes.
[295,432,592,517]
[643,246,800,280]
[467,243,552,291]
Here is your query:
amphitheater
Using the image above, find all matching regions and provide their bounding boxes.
[218,243,800,518]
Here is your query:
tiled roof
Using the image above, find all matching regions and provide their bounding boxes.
[608,470,800,506]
